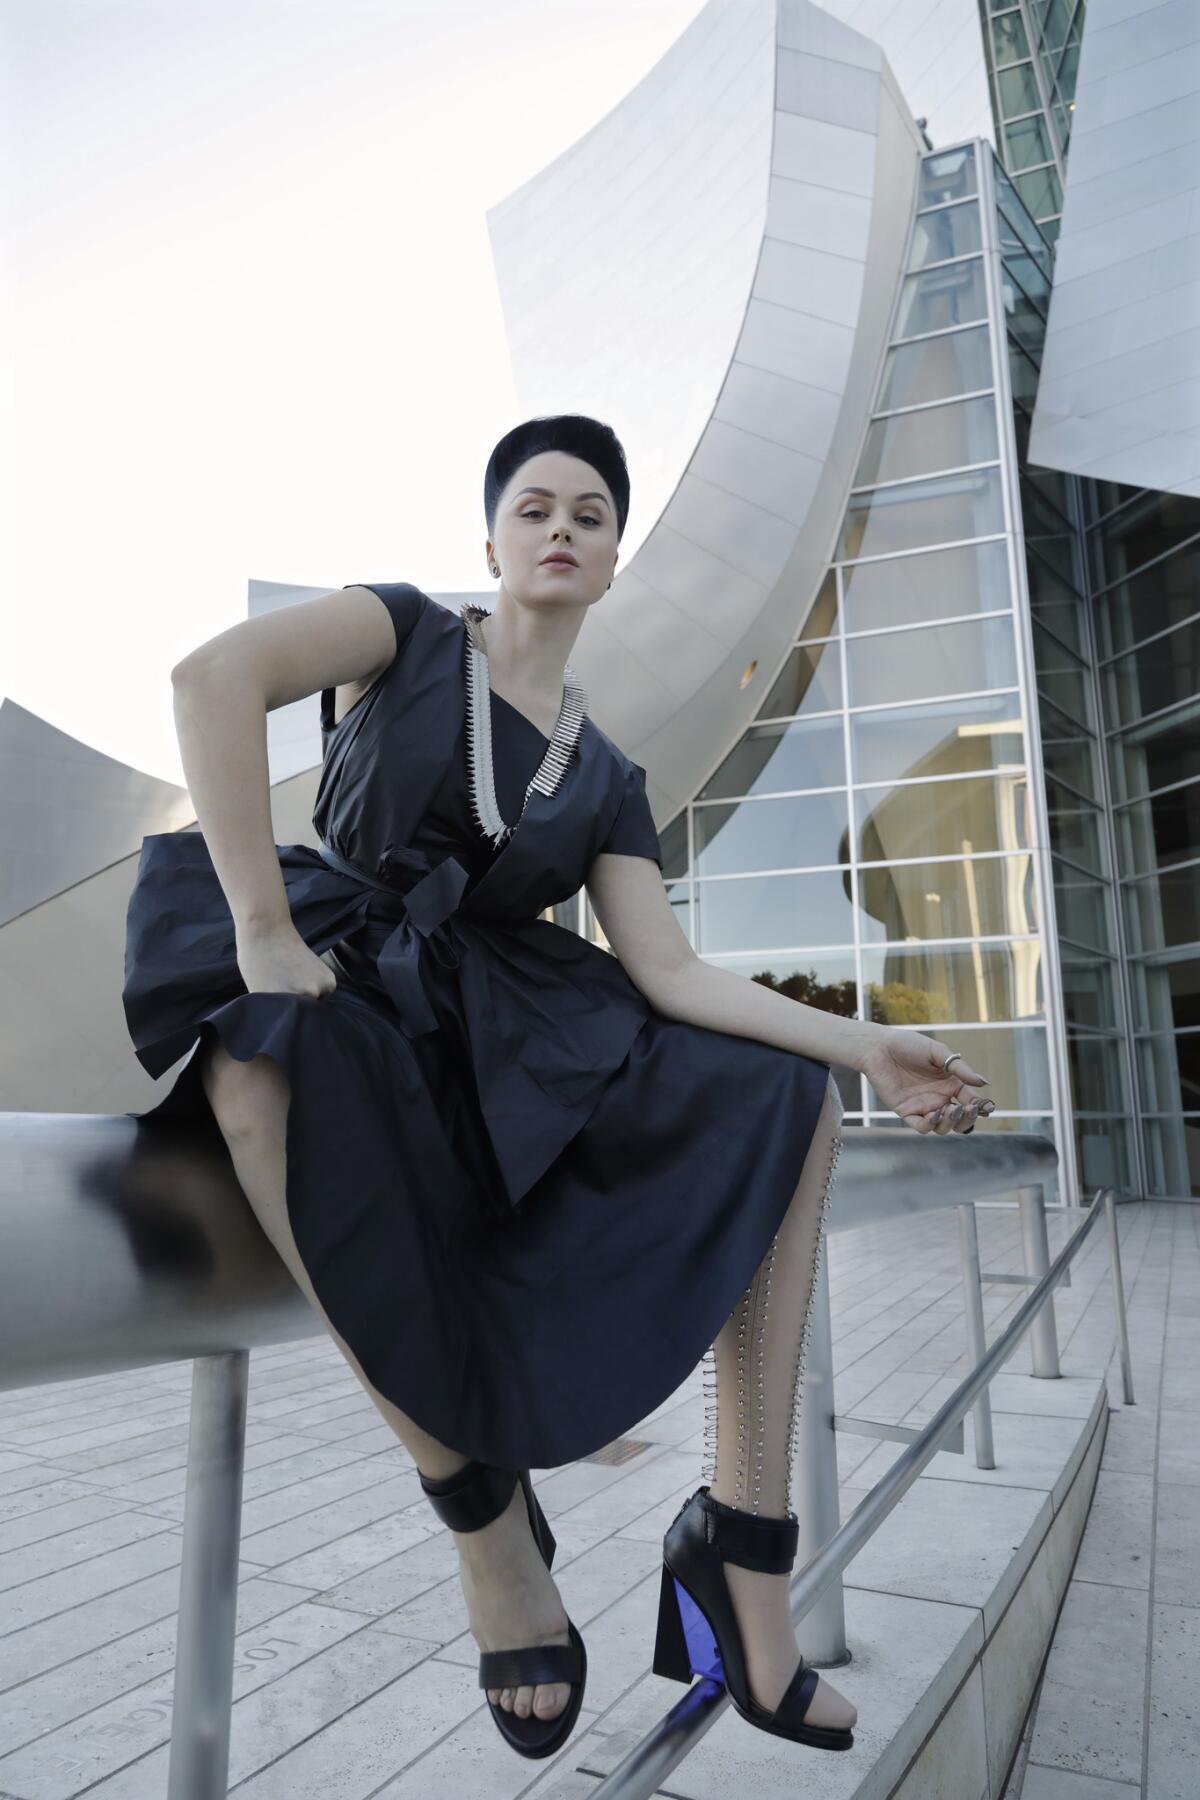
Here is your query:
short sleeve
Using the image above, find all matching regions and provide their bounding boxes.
[598,760,662,868]
[343,581,429,660]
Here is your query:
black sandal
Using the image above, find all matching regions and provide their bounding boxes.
[652,1485,854,1752]
[418,1458,588,1759]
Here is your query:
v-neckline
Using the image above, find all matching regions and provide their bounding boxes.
[490,685,550,745]
[459,602,588,849]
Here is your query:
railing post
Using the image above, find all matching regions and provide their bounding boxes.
[167,1350,249,1800]
[956,1202,995,1468]
[789,1240,848,1665]
[1104,1191,1136,1405]
[1018,1184,1060,1376]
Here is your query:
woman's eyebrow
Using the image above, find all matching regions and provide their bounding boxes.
[515,487,609,508]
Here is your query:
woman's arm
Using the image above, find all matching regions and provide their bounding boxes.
[585,852,884,1069]
[169,586,396,934]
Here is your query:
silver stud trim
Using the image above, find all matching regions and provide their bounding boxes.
[460,602,588,848]
[783,1126,842,1516]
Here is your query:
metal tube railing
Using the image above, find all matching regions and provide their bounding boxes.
[590,1188,1133,1799]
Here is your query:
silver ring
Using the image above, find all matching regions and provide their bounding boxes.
[942,1051,963,1074]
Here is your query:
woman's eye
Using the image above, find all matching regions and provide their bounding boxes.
[521,509,601,526]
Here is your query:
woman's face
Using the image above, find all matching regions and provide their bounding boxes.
[488,449,619,606]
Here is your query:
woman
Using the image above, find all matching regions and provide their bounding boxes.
[122,414,992,1763]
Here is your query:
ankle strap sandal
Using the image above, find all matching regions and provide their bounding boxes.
[652,1484,853,1753]
[418,1458,588,1760]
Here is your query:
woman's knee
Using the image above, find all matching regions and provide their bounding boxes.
[200,1038,290,1145]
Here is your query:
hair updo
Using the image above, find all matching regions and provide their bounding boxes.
[484,414,630,544]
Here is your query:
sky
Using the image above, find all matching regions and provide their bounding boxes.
[4,0,707,782]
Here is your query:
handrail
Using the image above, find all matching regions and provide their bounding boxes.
[591,1187,1131,1799]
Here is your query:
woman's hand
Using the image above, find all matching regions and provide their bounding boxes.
[236,920,338,1000]
[859,1027,996,1134]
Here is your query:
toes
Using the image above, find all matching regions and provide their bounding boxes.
[514,1683,534,1718]
[534,1682,568,1718]
[487,1686,501,1705]
[500,1686,514,1710]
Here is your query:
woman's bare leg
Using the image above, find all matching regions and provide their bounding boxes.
[700,1073,857,1731]
[199,1038,573,1723]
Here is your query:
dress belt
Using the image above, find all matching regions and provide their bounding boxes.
[317,839,471,1034]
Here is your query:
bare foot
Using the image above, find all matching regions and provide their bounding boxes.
[722,1561,857,1731]
[452,1480,574,1723]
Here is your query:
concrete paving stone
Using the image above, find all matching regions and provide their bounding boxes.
[39,1419,288,1488]
[238,1471,424,1567]
[0,1576,300,1756]
[1147,1600,1200,1800]
[371,1704,604,1796]
[840,1468,1050,1637]
[1026,1578,1148,1787]
[1068,1468,1155,1591]
[1153,1481,1200,1608]
[0,1596,380,1794]
[1158,1411,1200,1483]
[79,1621,436,1798]
[1021,1763,1140,1795]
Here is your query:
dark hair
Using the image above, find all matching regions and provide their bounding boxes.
[484,414,630,543]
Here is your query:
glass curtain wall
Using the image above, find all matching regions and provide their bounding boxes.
[994,158,1139,1196]
[1088,488,1200,1196]
[569,141,1071,1193]
[982,0,1087,245]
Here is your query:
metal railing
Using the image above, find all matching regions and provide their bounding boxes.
[592,1184,1133,1799]
[0,1112,1131,1798]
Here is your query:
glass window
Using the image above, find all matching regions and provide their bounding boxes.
[992,161,1054,272]
[909,202,981,269]
[1107,696,1200,803]
[705,716,845,802]
[851,691,1025,786]
[754,641,842,719]
[658,811,688,880]
[1060,947,1121,1031]
[1128,950,1199,1034]
[857,851,1037,942]
[796,569,839,642]
[847,615,1018,709]
[1002,244,1052,313]
[1136,1030,1198,1114]
[991,9,1029,61]
[1003,267,1050,360]
[843,538,1010,635]
[1040,722,1101,803]
[893,259,988,340]
[855,771,1032,860]
[1013,163,1061,220]
[694,870,854,955]
[1021,457,1073,527]
[838,466,1006,561]
[1141,1115,1197,1199]
[1046,779,1108,876]
[1093,536,1200,659]
[694,792,850,876]
[1122,863,1200,955]
[702,949,857,1019]
[1003,115,1052,171]
[1053,858,1115,951]
[1008,339,1042,411]
[997,62,1041,115]
[854,396,999,489]
[1087,490,1200,595]
[1022,479,1082,587]
[877,324,992,412]
[862,939,1044,1023]
[1026,545,1086,655]
[1113,779,1200,878]
[1104,618,1200,730]
[865,1023,1050,1112]
[918,145,976,207]
[1077,1114,1136,1194]
[1033,620,1093,727]
[700,716,846,802]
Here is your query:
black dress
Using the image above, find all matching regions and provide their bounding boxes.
[122,583,832,1469]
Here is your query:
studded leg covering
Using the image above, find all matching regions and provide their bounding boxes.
[702,1077,845,1517]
